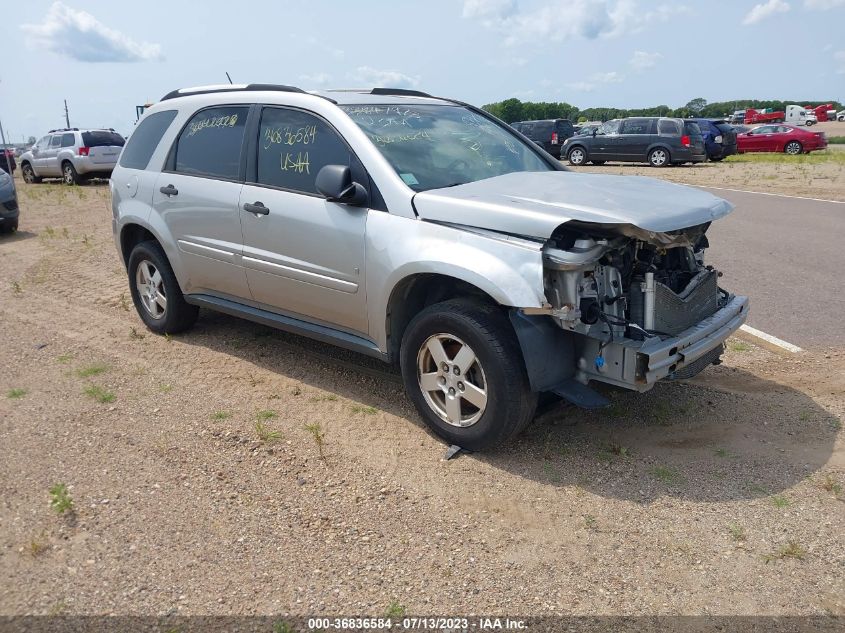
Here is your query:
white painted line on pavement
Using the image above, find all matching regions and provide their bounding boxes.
[739,324,803,353]
[697,185,845,204]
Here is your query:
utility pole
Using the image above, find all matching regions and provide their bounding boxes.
[64,99,70,128]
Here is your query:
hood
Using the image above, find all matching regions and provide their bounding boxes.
[412,171,734,240]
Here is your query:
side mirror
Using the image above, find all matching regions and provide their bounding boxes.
[315,165,368,206]
[592,129,598,137]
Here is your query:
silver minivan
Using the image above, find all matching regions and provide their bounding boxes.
[111,84,748,450]
[20,128,125,185]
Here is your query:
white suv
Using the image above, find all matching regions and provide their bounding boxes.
[111,84,748,450]
[20,128,125,185]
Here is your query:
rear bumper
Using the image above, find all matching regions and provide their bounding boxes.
[74,157,117,175]
[0,197,19,226]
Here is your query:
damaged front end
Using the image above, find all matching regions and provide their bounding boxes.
[520,220,748,393]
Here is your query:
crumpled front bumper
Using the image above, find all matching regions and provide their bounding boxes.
[636,294,748,384]
[573,294,749,391]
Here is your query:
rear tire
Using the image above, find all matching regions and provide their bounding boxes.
[62,162,80,186]
[127,240,198,335]
[399,299,537,451]
[648,147,670,167]
[784,141,802,155]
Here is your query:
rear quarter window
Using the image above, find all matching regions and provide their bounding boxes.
[657,120,681,135]
[120,110,178,170]
[82,131,125,147]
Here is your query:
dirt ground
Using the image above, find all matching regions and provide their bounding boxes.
[573,121,845,201]
[0,178,843,619]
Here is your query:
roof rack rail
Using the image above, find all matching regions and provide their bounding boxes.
[48,127,79,133]
[369,88,433,98]
[160,83,306,101]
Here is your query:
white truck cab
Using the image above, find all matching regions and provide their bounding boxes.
[785,105,817,126]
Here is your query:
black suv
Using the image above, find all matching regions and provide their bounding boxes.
[562,117,706,167]
[512,119,575,158]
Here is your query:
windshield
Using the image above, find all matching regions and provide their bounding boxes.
[340,104,552,191]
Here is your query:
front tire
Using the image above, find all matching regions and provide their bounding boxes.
[648,147,670,167]
[784,141,803,155]
[62,162,80,185]
[21,163,41,184]
[567,146,587,166]
[400,299,537,451]
[127,240,198,334]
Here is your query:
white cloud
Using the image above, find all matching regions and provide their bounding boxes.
[742,0,790,25]
[566,70,624,92]
[20,2,162,62]
[803,0,845,8]
[349,66,420,89]
[629,50,662,71]
[835,50,845,73]
[299,73,332,86]
[463,0,690,46]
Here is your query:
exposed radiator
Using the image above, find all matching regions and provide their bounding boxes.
[630,270,720,336]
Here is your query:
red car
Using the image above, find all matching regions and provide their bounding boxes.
[736,124,828,155]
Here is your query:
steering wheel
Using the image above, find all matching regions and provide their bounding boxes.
[446,158,471,173]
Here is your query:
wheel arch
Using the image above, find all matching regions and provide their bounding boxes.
[384,272,504,363]
[117,218,188,292]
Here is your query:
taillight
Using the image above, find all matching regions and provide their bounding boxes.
[78,146,90,156]
[551,132,559,144]
[681,135,690,147]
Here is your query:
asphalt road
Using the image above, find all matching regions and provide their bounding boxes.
[703,188,844,349]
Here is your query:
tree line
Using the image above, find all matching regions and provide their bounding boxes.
[481,97,844,123]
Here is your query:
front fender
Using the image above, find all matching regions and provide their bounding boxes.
[365,212,546,351]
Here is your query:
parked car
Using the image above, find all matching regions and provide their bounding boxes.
[0,169,18,234]
[511,119,574,158]
[562,117,706,167]
[736,124,828,155]
[19,128,125,185]
[575,124,599,136]
[112,84,748,450]
[837,110,845,122]
[729,110,746,124]
[1,149,16,174]
[691,119,737,161]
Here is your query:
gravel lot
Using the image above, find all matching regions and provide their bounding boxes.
[1,175,843,618]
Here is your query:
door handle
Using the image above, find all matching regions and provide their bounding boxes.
[159,184,178,197]
[243,202,269,215]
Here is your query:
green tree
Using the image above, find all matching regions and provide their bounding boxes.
[685,97,707,115]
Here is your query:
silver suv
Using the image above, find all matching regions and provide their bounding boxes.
[112,84,749,450]
[20,128,125,185]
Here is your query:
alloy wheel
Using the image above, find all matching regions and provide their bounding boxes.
[569,148,585,165]
[650,149,667,166]
[135,259,167,320]
[416,333,488,428]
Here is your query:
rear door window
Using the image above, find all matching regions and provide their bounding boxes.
[556,120,574,136]
[173,106,249,180]
[534,122,553,139]
[61,133,75,147]
[254,106,354,195]
[82,131,125,147]
[49,135,62,148]
[120,110,178,170]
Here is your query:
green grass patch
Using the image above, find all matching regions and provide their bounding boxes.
[724,149,845,165]
[827,136,845,144]
[651,466,679,483]
[729,341,751,352]
[351,404,378,415]
[84,385,116,403]
[76,363,108,378]
[771,495,789,508]
[7,388,27,399]
[49,483,74,514]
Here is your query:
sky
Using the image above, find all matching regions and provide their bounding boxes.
[0,0,843,141]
